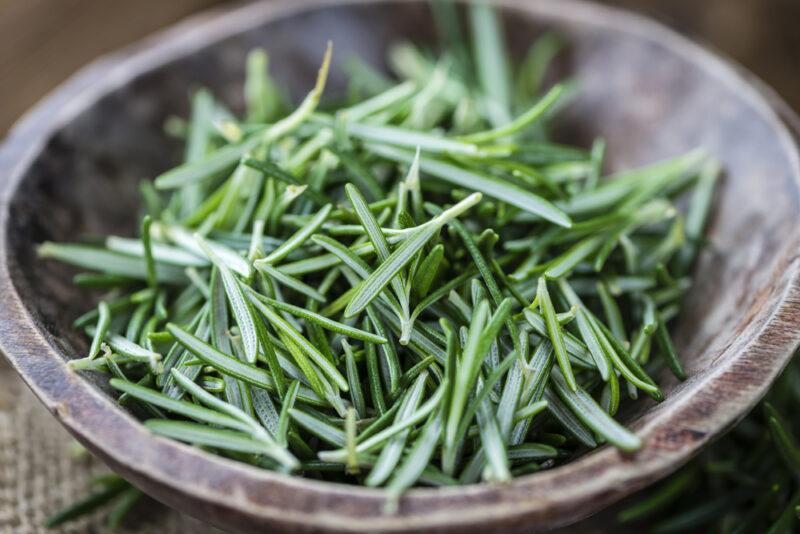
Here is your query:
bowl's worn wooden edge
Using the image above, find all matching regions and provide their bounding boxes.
[1,0,800,532]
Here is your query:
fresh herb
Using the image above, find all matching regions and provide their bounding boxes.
[40,3,717,525]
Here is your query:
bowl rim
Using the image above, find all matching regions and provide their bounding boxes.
[1,0,800,531]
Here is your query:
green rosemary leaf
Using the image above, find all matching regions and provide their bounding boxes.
[443,299,512,475]
[310,234,373,277]
[544,235,604,279]
[83,331,160,372]
[145,419,277,456]
[257,295,386,344]
[318,379,446,462]
[345,407,359,473]
[444,298,488,447]
[110,378,251,433]
[247,291,349,391]
[765,490,800,534]
[328,148,384,201]
[765,403,800,474]
[172,370,297,469]
[166,323,324,406]
[497,359,524,438]
[511,341,553,446]
[617,469,696,523]
[551,371,642,452]
[543,388,597,448]
[45,477,130,528]
[73,272,137,288]
[126,299,150,341]
[38,243,186,284]
[476,397,511,482]
[649,496,735,533]
[263,41,332,144]
[170,370,250,429]
[87,302,111,360]
[277,381,301,448]
[345,182,409,322]
[289,408,346,447]
[654,310,686,380]
[410,243,444,298]
[459,84,566,143]
[197,235,259,364]
[107,237,210,267]
[141,216,157,287]
[507,443,558,461]
[357,400,401,445]
[469,1,512,125]
[561,150,706,216]
[409,268,477,323]
[343,341,367,418]
[245,49,283,124]
[106,486,143,529]
[159,223,251,278]
[596,280,626,343]
[515,31,565,105]
[242,158,331,206]
[385,411,443,510]
[278,236,381,276]
[257,203,332,266]
[676,159,720,273]
[251,387,280,436]
[513,400,549,424]
[210,267,249,405]
[366,334,387,415]
[520,309,593,368]
[310,234,405,317]
[371,144,571,227]
[341,80,417,122]
[586,311,661,397]
[537,278,577,391]
[345,192,482,317]
[390,355,436,402]
[454,350,519,456]
[255,263,326,303]
[640,216,685,272]
[366,372,428,486]
[154,136,261,190]
[275,331,328,402]
[339,121,480,155]
[366,310,401,393]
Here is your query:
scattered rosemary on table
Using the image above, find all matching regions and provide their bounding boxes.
[617,352,800,533]
[39,2,719,521]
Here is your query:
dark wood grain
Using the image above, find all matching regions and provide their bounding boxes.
[1,0,799,532]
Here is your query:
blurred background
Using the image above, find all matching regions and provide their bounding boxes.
[1,0,799,134]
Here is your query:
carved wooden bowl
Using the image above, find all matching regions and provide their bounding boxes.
[1,0,799,531]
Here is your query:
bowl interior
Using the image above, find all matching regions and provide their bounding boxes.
[3,0,800,531]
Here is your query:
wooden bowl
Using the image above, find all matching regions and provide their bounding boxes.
[1,0,799,531]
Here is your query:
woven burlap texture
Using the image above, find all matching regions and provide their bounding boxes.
[0,358,219,534]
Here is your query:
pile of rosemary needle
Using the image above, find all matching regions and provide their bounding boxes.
[38,3,718,510]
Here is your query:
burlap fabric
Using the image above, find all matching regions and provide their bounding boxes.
[0,351,636,534]
[0,358,218,533]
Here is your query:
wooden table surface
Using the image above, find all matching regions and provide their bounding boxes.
[0,0,798,134]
